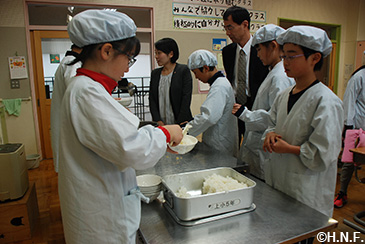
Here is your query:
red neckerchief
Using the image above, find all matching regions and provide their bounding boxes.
[76,68,117,95]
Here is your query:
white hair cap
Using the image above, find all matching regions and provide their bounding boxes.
[276,25,332,57]
[67,9,137,48]
[188,49,218,70]
[252,24,285,46]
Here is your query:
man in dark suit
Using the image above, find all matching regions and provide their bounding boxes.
[222,6,269,144]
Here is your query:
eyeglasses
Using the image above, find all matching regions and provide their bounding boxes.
[223,25,235,31]
[114,48,137,68]
[124,53,137,68]
[280,54,304,61]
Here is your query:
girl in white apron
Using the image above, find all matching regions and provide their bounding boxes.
[56,9,183,244]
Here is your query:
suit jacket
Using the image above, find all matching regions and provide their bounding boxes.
[222,43,269,110]
[149,63,193,124]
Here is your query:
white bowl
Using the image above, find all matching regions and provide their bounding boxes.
[143,191,161,201]
[137,174,162,188]
[115,97,133,107]
[169,135,198,154]
[140,185,162,193]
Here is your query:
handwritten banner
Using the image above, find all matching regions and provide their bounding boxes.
[173,3,226,18]
[250,22,265,32]
[173,16,223,30]
[249,10,266,22]
[173,0,253,9]
[173,16,265,32]
[173,3,265,22]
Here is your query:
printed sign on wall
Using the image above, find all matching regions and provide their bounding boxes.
[8,56,28,79]
[212,38,227,51]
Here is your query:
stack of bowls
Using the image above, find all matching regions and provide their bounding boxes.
[136,174,162,201]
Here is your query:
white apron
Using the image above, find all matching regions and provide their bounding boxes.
[58,75,167,243]
[264,82,343,217]
[188,76,238,156]
[239,61,294,179]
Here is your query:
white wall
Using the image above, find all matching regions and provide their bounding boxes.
[2,101,37,155]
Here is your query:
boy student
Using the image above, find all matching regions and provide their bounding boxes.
[58,10,182,244]
[187,50,238,156]
[263,26,344,219]
[232,24,295,180]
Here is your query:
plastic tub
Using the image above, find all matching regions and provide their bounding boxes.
[26,154,41,169]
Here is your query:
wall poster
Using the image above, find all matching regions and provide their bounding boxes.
[173,0,266,32]
[8,56,28,79]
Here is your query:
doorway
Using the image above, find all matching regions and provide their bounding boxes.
[356,41,365,69]
[279,19,341,93]
[31,30,70,159]
[26,2,155,159]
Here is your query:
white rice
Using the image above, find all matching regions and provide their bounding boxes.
[176,186,191,198]
[179,135,193,145]
[175,174,248,198]
[202,174,248,194]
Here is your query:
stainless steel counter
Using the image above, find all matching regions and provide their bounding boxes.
[137,143,337,244]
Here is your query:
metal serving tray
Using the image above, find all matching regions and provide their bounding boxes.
[162,167,256,221]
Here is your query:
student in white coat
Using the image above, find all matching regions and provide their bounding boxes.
[263,26,343,221]
[334,65,365,208]
[232,24,294,180]
[50,44,82,172]
[343,65,365,130]
[58,10,183,244]
[187,49,238,156]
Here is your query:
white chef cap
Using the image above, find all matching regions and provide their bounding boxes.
[276,25,332,57]
[252,24,285,46]
[188,49,218,70]
[67,9,137,48]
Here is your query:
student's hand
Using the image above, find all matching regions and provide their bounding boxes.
[166,147,178,154]
[272,138,301,155]
[263,132,282,153]
[163,125,183,146]
[271,138,290,153]
[157,121,165,126]
[232,103,242,114]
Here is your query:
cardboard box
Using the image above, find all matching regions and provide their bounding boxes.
[0,182,39,243]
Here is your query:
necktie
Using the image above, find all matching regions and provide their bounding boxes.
[236,49,247,105]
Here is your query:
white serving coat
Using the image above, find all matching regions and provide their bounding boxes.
[50,55,81,172]
[188,76,238,156]
[264,82,343,217]
[239,61,294,179]
[343,68,365,129]
[58,75,167,244]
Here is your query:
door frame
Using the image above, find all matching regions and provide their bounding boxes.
[278,18,341,94]
[24,1,154,159]
[31,30,69,159]
[355,41,365,70]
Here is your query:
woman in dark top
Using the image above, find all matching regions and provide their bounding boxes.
[149,38,193,126]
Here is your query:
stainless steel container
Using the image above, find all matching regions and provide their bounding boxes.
[162,167,256,221]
